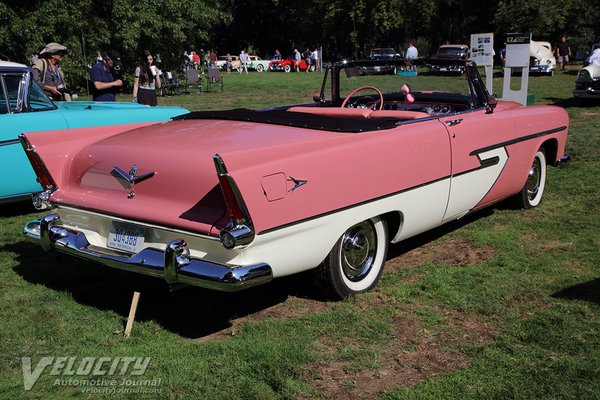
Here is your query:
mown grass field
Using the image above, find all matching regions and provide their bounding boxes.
[1,66,598,399]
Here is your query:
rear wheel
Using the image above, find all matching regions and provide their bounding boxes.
[256,64,264,72]
[516,148,547,209]
[315,217,388,299]
[284,64,291,73]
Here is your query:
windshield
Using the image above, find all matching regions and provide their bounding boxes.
[0,74,25,113]
[337,65,473,100]
[316,60,490,114]
[371,49,395,56]
[28,78,56,111]
[437,47,467,57]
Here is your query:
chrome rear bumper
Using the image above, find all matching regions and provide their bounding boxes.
[23,214,273,292]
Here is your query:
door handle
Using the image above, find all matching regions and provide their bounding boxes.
[445,118,463,127]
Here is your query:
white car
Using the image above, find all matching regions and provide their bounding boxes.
[573,62,600,98]
[246,56,270,72]
[529,40,556,75]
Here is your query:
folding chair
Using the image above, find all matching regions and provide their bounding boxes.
[205,68,224,92]
[160,71,181,96]
[183,69,202,93]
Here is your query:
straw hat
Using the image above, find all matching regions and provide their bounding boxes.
[39,42,67,56]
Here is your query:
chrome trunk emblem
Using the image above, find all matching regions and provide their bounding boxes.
[287,176,308,192]
[111,165,155,199]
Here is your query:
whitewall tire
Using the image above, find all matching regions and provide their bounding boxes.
[315,217,388,299]
[517,148,547,209]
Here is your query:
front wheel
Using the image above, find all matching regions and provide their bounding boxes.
[284,64,291,73]
[515,148,547,209]
[315,217,388,299]
[256,64,264,72]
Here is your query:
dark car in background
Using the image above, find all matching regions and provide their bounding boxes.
[365,47,401,75]
[369,47,402,60]
[427,44,470,74]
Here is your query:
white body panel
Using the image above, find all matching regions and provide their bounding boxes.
[55,161,498,278]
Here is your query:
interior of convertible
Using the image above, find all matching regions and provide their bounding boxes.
[177,60,493,131]
[285,59,482,120]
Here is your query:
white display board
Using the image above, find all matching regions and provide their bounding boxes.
[505,33,531,67]
[470,33,494,66]
[502,33,531,106]
[470,33,494,93]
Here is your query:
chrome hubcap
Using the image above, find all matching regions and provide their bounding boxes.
[526,157,541,201]
[341,221,377,282]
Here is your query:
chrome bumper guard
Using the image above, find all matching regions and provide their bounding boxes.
[573,88,600,98]
[556,154,571,168]
[23,214,273,292]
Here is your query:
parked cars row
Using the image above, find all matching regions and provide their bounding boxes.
[215,55,284,72]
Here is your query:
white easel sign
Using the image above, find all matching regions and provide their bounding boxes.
[502,32,531,106]
[470,33,494,66]
[470,33,494,93]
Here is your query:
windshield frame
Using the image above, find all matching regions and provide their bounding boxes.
[320,59,493,111]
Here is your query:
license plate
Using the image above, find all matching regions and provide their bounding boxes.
[107,221,145,253]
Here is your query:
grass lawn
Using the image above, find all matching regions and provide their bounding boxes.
[0,66,598,399]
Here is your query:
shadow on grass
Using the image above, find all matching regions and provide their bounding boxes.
[8,205,499,338]
[8,240,321,338]
[0,201,37,217]
[552,279,600,306]
[544,96,600,108]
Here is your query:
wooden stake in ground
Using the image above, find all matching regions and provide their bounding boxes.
[124,291,141,338]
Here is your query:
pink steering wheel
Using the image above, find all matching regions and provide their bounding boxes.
[340,85,384,110]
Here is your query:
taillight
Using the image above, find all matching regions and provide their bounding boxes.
[213,155,254,249]
[19,134,57,190]
[217,174,244,221]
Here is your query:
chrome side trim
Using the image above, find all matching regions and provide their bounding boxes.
[24,214,272,292]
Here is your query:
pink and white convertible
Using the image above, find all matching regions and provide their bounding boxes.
[22,60,569,299]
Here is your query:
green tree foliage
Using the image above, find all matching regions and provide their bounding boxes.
[495,0,600,50]
[0,0,230,88]
[1,0,598,91]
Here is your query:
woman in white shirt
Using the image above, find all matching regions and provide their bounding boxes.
[133,50,161,106]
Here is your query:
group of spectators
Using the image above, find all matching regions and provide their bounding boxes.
[30,41,323,110]
[184,50,218,71]
[292,48,320,72]
[32,42,162,106]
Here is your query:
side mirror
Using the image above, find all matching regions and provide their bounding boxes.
[486,96,497,113]
[313,91,321,103]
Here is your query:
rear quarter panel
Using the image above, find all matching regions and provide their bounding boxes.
[219,120,452,237]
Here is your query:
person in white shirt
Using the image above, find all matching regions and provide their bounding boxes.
[239,50,249,74]
[294,49,301,72]
[405,42,418,71]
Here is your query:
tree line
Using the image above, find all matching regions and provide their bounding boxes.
[1,0,598,89]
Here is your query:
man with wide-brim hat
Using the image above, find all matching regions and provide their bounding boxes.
[32,42,70,101]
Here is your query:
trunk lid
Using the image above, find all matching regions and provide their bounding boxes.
[52,118,337,234]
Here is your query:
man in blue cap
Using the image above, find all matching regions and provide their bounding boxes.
[90,49,123,101]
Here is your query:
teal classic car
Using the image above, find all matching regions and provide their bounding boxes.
[0,60,188,203]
